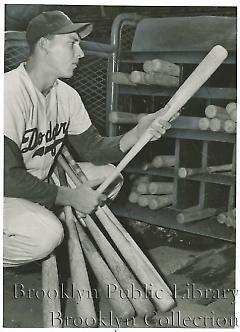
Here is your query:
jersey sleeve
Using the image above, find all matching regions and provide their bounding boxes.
[4,136,58,208]
[4,77,26,147]
[67,87,92,135]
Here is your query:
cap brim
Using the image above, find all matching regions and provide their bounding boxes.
[54,22,93,39]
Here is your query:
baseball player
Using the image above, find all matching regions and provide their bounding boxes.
[4,11,171,267]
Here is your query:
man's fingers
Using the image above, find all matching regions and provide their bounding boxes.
[87,177,105,188]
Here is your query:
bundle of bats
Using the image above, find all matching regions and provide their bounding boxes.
[128,175,174,210]
[217,208,236,228]
[199,102,237,133]
[112,58,180,87]
[41,46,228,327]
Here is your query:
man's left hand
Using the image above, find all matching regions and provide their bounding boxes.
[136,112,172,141]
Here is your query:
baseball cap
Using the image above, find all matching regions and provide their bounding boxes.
[26,10,93,45]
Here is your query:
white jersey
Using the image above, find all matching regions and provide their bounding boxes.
[4,63,92,180]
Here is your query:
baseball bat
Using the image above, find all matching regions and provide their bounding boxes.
[176,208,218,224]
[198,117,210,130]
[137,194,153,207]
[97,45,228,196]
[109,112,146,125]
[229,108,237,122]
[128,191,140,204]
[42,254,62,328]
[58,157,175,312]
[148,182,174,195]
[75,221,136,319]
[130,71,148,84]
[224,119,236,133]
[152,155,176,168]
[96,206,175,312]
[226,102,237,114]
[148,194,173,210]
[109,112,201,130]
[143,59,180,77]
[145,72,179,87]
[81,215,155,317]
[112,72,136,86]
[56,166,97,326]
[136,182,150,194]
[209,118,225,132]
[178,164,232,178]
[205,105,229,120]
[60,150,155,317]
[145,72,180,87]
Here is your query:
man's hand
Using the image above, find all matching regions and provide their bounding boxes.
[56,178,107,216]
[136,112,172,141]
[120,111,179,153]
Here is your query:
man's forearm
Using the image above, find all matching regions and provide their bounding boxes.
[119,126,138,152]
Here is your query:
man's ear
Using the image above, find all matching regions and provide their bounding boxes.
[38,37,51,54]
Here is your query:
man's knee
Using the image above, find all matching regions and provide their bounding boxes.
[31,215,64,261]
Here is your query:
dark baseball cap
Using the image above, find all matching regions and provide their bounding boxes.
[26,10,93,45]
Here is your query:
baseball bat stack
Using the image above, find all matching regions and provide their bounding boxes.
[112,58,180,87]
[128,176,174,210]
[217,208,236,228]
[56,150,176,322]
[199,103,237,133]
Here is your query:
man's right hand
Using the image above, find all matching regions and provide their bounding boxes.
[56,178,107,215]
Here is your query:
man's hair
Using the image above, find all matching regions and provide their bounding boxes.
[28,34,55,55]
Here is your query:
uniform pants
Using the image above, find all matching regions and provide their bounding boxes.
[3,163,123,267]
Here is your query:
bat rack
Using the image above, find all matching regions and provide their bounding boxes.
[105,14,236,242]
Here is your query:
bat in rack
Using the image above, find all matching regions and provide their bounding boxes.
[97,45,228,194]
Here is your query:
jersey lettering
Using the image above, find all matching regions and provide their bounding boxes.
[21,121,69,157]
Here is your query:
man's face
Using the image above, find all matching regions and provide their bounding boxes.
[46,32,84,78]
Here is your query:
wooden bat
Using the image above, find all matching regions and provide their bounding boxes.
[109,112,146,125]
[176,208,218,224]
[148,182,174,195]
[96,206,175,313]
[148,194,173,210]
[143,59,180,77]
[224,119,236,133]
[75,221,136,319]
[209,118,225,132]
[217,209,236,228]
[42,254,62,328]
[226,102,237,114]
[81,215,156,318]
[229,108,237,122]
[198,117,210,130]
[145,72,179,87]
[205,105,230,120]
[60,151,155,317]
[145,71,179,87]
[136,182,149,194]
[152,155,176,168]
[205,105,229,120]
[128,191,140,204]
[56,166,97,326]
[137,194,152,207]
[109,112,201,130]
[130,71,148,84]
[58,156,175,312]
[97,45,228,195]
[112,72,136,86]
[178,164,232,178]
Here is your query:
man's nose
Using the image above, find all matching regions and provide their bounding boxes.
[75,45,84,58]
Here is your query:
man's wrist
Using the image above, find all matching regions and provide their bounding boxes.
[55,186,72,206]
[120,126,138,152]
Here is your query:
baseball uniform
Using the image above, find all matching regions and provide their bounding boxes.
[4,62,124,266]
